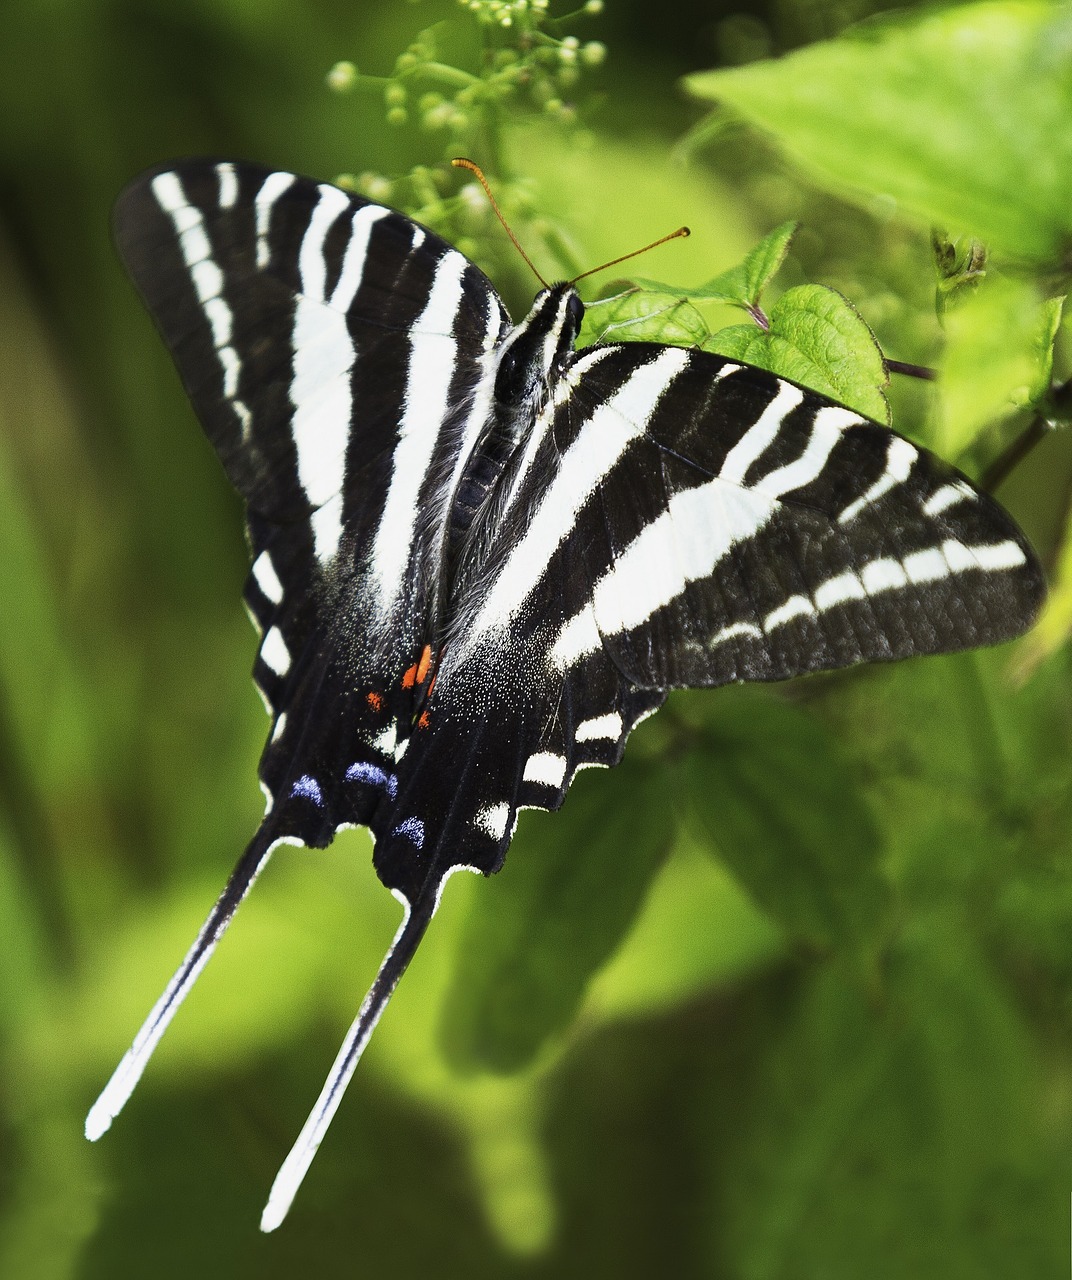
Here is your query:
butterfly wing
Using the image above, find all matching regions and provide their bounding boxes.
[541,343,1045,689]
[114,160,512,840]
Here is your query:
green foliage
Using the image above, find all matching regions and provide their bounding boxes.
[936,275,1063,457]
[633,218,798,310]
[583,225,891,422]
[329,0,609,290]
[682,690,892,959]
[707,285,891,423]
[441,758,675,1073]
[686,0,1071,456]
[1,0,1070,1276]
[580,288,712,347]
[685,0,1072,263]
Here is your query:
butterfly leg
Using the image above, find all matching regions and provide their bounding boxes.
[85,824,280,1142]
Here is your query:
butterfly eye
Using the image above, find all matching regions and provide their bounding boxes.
[567,291,585,328]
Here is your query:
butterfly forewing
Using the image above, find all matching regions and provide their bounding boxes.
[114,162,509,516]
[95,159,1045,1231]
[538,345,1044,689]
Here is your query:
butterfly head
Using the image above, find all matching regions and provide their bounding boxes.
[494,282,584,414]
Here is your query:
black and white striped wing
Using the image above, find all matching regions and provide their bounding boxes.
[114,161,511,839]
[114,160,508,524]
[543,343,1044,689]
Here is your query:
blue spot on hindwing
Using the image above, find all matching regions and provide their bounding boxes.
[346,761,398,799]
[290,775,323,805]
[392,817,425,848]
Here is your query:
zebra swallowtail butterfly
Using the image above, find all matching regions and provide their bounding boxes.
[87,159,1044,1230]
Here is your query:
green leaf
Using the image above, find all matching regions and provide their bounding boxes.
[1012,508,1072,678]
[632,220,798,309]
[933,273,1062,457]
[704,922,1060,1279]
[685,1,1072,262]
[439,759,675,1074]
[578,288,711,348]
[684,690,891,958]
[584,832,786,1023]
[706,284,891,423]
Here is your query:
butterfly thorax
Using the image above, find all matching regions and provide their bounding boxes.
[441,282,585,610]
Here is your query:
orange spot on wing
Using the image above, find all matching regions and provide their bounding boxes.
[403,644,436,690]
[418,711,431,730]
[366,691,384,712]
[416,644,433,684]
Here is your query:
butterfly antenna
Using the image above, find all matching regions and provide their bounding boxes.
[84,825,279,1142]
[452,158,549,289]
[259,886,437,1232]
[569,225,690,286]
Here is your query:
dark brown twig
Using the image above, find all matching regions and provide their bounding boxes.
[886,359,937,381]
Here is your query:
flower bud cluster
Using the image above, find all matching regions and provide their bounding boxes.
[326,3,605,131]
[326,0,603,283]
[458,0,550,28]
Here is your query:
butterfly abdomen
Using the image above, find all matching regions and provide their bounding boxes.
[447,423,522,553]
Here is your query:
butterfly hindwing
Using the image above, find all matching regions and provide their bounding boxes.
[366,620,667,903]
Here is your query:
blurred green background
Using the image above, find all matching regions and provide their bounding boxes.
[2,0,1071,1276]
